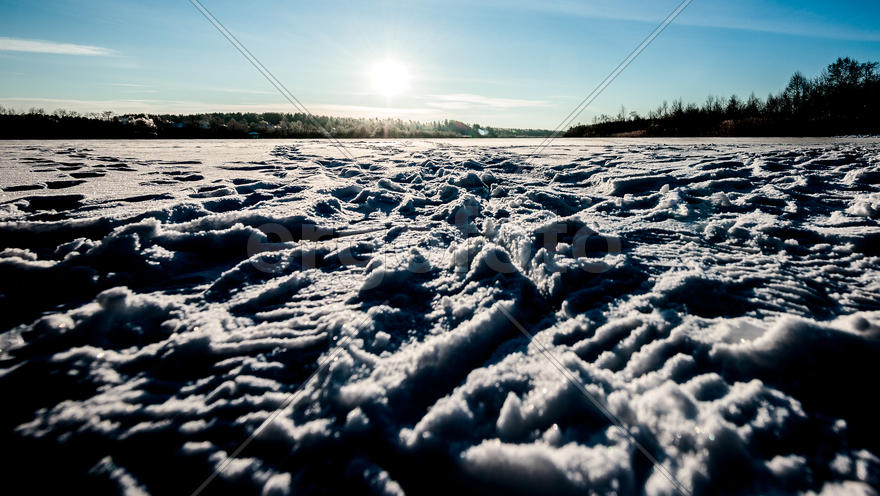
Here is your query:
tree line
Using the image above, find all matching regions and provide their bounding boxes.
[565,57,880,137]
[0,107,551,139]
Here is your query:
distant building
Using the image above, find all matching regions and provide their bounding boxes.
[248,131,260,139]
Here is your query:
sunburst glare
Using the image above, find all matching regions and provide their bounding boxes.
[370,60,409,97]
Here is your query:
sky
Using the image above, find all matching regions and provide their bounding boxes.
[1,0,879,128]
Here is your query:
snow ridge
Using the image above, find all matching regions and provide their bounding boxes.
[1,138,879,495]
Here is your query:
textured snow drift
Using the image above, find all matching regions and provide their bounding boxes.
[1,138,880,495]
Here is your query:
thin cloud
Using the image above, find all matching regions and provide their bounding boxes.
[308,103,436,118]
[201,86,277,96]
[0,37,115,56]
[0,98,161,113]
[0,98,440,120]
[426,93,550,110]
[105,84,275,96]
[477,0,880,42]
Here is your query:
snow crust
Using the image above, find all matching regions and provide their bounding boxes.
[1,138,879,495]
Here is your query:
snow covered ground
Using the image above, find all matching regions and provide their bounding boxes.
[1,138,879,495]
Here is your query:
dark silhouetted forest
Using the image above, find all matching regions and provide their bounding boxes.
[0,108,551,139]
[565,57,880,137]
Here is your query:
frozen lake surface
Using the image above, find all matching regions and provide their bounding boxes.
[1,138,879,495]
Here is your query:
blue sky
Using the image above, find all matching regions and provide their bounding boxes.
[1,0,879,128]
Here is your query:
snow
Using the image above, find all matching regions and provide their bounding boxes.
[1,138,880,495]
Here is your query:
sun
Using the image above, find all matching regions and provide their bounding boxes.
[370,60,409,97]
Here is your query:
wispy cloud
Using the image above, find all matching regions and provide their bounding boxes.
[201,86,277,96]
[103,84,274,96]
[0,97,439,119]
[477,0,880,42]
[308,103,437,119]
[0,98,160,113]
[425,93,550,110]
[0,37,115,56]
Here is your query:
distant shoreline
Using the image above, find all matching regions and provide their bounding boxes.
[0,110,553,140]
